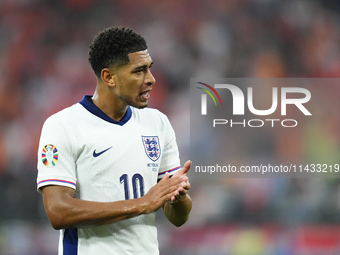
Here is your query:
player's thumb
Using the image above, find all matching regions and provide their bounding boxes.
[180,160,192,175]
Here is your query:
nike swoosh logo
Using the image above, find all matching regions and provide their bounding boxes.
[93,146,113,157]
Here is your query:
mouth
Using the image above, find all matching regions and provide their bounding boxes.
[140,90,152,100]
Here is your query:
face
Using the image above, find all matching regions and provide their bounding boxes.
[112,50,155,109]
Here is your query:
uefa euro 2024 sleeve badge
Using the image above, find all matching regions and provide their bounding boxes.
[42,144,58,167]
[142,136,161,162]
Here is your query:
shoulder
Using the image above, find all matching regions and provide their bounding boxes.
[42,104,81,132]
[131,107,171,126]
[131,107,168,120]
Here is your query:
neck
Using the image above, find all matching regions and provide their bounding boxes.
[92,85,128,122]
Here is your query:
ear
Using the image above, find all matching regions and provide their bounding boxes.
[101,68,116,87]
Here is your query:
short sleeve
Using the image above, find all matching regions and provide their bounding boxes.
[157,116,181,180]
[37,115,77,193]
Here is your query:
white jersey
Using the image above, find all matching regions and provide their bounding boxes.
[37,95,181,255]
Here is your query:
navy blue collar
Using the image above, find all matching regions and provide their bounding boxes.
[79,95,132,126]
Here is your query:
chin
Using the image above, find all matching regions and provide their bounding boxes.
[136,103,148,109]
[122,96,148,109]
[130,101,148,109]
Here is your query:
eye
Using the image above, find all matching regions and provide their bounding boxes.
[135,69,143,74]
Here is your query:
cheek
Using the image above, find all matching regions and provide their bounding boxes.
[116,74,142,95]
[128,78,143,92]
[118,83,138,99]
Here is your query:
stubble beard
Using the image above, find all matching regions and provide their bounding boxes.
[119,93,148,109]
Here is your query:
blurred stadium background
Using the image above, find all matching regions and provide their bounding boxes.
[1,0,340,254]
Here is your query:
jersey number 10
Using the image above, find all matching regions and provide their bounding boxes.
[120,174,145,200]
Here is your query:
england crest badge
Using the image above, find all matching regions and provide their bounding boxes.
[142,136,161,162]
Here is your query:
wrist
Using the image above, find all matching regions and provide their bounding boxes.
[136,196,149,214]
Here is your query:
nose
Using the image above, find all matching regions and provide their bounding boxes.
[145,69,156,86]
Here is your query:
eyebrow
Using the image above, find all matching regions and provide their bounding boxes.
[133,62,154,71]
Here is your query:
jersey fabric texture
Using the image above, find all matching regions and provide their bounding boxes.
[36,95,181,255]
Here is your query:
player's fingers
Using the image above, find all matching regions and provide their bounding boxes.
[171,188,188,202]
[183,180,191,191]
[169,190,179,202]
[168,175,187,186]
[171,181,190,201]
[159,172,169,182]
[178,187,187,195]
[178,183,189,193]
[158,178,183,198]
[170,193,179,202]
[155,175,187,202]
[174,179,189,190]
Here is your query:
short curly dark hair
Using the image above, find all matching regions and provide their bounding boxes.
[88,26,148,77]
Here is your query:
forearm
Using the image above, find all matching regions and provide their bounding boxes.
[49,197,147,229]
[42,173,185,230]
[163,194,192,227]
[43,189,148,229]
